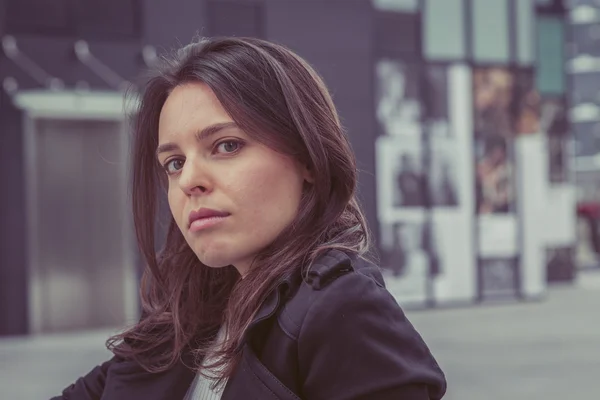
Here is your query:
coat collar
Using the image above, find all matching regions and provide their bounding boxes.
[105,250,350,399]
[103,274,294,400]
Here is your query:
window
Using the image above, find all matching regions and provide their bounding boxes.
[423,0,466,60]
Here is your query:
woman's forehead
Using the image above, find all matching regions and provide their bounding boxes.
[158,83,232,139]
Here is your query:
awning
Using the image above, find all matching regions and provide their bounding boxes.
[12,89,139,120]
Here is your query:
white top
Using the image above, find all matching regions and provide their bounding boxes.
[184,329,228,400]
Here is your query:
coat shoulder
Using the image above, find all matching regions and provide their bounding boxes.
[275,249,447,400]
[277,249,387,340]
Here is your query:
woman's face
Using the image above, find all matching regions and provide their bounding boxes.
[157,83,311,276]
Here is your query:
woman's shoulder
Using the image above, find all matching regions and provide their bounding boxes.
[278,249,394,338]
[276,249,447,400]
[304,248,386,291]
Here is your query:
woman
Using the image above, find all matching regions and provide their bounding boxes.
[53,37,446,400]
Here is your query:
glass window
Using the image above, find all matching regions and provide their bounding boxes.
[372,0,419,12]
[571,71,600,104]
[536,17,566,95]
[423,0,465,60]
[571,23,600,57]
[472,0,510,62]
[516,0,535,65]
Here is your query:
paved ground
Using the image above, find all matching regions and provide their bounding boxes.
[2,270,600,400]
[408,270,600,400]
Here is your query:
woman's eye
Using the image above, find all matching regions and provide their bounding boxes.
[164,158,184,174]
[215,140,242,154]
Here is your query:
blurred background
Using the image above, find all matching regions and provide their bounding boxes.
[0,0,599,399]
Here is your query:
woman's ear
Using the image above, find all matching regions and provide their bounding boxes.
[302,164,315,184]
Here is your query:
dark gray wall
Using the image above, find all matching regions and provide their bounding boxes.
[260,0,378,244]
[0,91,28,335]
[141,0,207,50]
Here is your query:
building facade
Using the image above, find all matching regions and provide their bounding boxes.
[0,0,575,336]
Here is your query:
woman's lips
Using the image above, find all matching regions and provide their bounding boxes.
[189,215,228,232]
[188,207,230,232]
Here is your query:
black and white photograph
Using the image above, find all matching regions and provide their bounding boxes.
[375,59,422,137]
[375,135,426,219]
[386,138,425,208]
[479,257,519,299]
[380,220,440,305]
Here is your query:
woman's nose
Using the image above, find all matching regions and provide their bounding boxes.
[178,157,212,195]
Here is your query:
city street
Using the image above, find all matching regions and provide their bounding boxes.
[1,271,599,400]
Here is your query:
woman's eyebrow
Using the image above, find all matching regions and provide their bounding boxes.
[156,121,238,158]
[195,121,238,142]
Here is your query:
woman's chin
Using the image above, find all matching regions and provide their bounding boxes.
[194,251,231,269]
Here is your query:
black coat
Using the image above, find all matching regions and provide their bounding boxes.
[52,250,446,400]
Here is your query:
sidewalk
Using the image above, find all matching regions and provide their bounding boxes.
[1,271,599,400]
[407,270,600,400]
[0,329,115,399]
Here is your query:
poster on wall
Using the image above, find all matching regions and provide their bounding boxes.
[376,135,425,210]
[473,137,515,214]
[473,67,517,215]
[472,67,542,211]
[375,58,425,215]
[375,59,422,138]
[479,257,519,299]
[376,62,462,213]
[375,61,475,305]
[473,67,520,301]
[540,96,569,183]
[391,139,425,207]
[380,220,441,305]
[473,67,514,140]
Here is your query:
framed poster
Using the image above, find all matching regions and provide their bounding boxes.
[474,137,515,214]
[473,66,520,299]
[473,67,517,215]
[473,67,515,140]
[376,135,425,210]
[375,59,422,138]
[375,61,477,305]
[375,58,426,220]
[380,219,440,306]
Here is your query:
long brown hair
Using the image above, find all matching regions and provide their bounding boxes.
[107,36,370,382]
